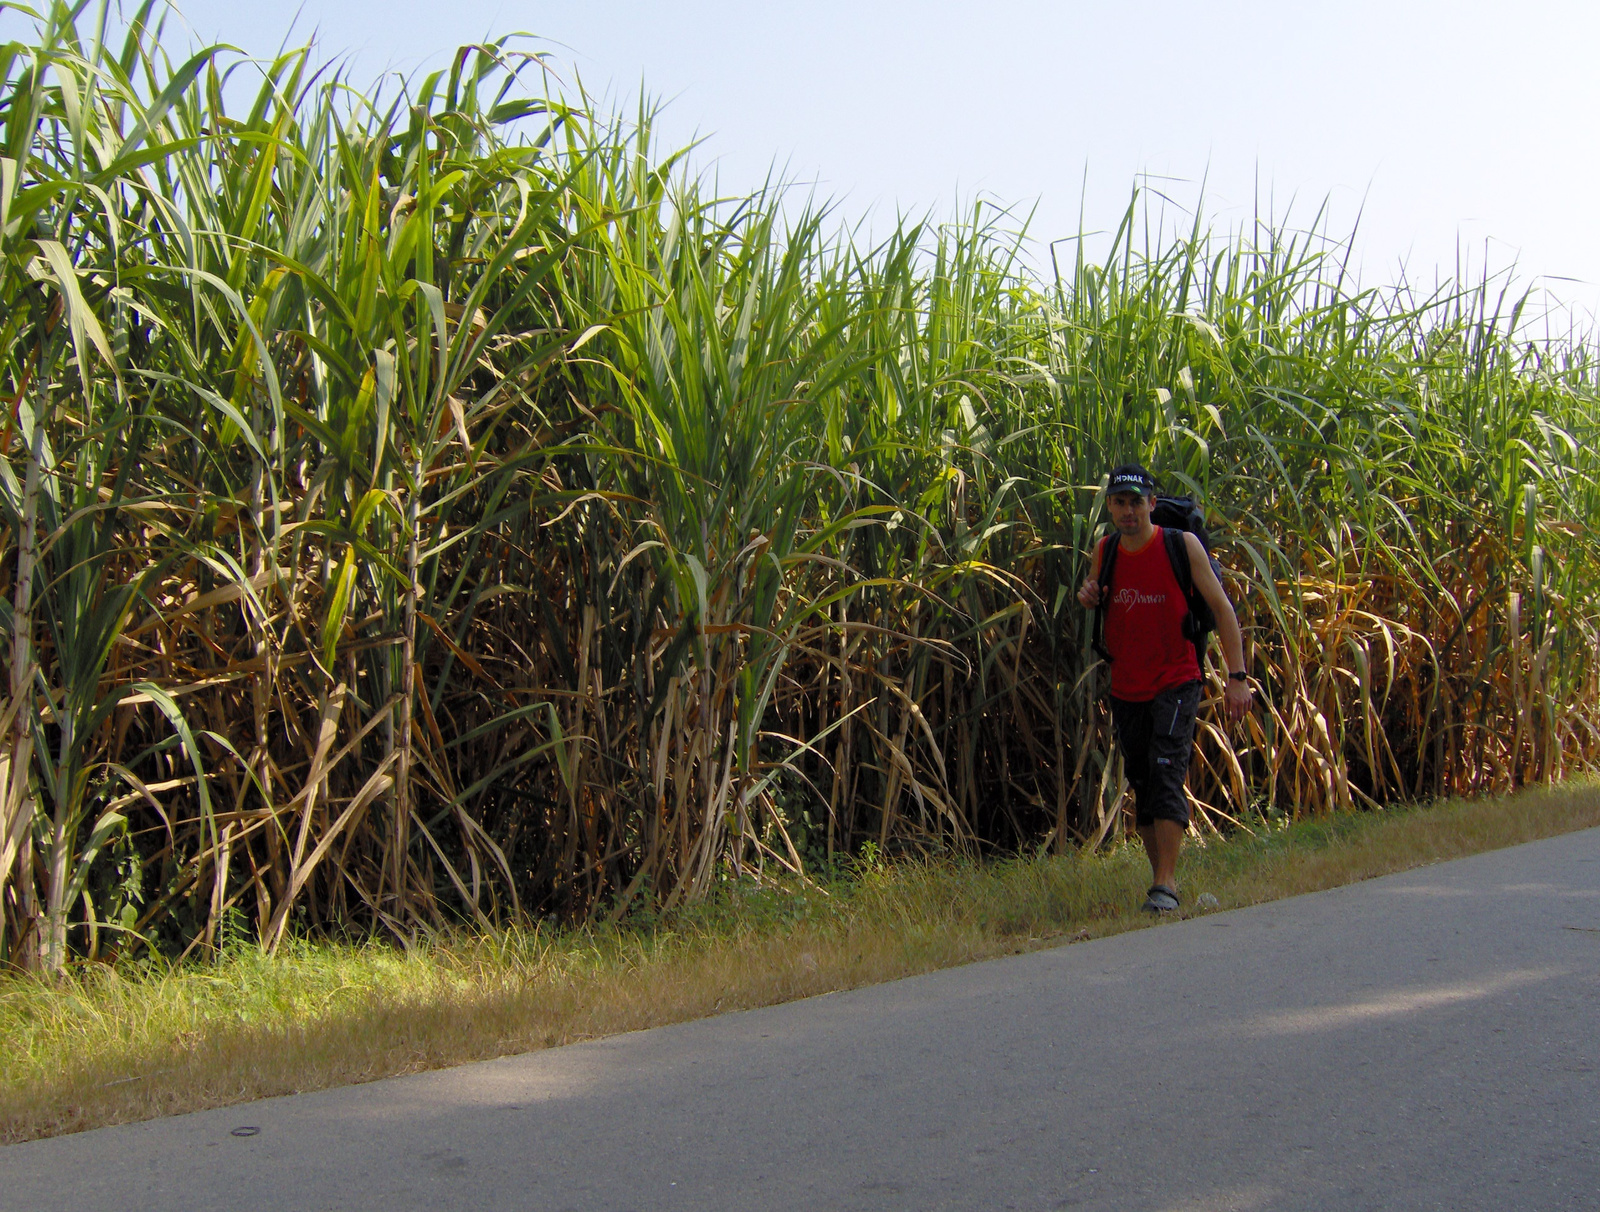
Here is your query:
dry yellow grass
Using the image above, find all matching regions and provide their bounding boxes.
[3,780,1598,1145]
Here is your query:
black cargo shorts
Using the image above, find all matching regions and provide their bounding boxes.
[1109,679,1201,828]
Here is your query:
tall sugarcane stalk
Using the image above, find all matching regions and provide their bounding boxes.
[2,339,46,969]
[391,465,420,915]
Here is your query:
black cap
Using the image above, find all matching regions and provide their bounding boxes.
[1106,463,1156,497]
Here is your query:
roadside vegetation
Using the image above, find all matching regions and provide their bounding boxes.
[2,0,1599,988]
[4,779,1598,1144]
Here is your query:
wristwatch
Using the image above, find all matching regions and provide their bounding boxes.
[1227,671,1247,682]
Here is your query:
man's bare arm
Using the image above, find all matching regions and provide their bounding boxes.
[1184,532,1252,721]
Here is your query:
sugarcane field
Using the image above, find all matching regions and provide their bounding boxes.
[3,0,1600,976]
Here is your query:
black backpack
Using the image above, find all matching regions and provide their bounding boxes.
[1091,496,1223,663]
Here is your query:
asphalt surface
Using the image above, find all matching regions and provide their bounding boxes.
[3,828,1598,1212]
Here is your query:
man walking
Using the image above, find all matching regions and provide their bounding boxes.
[1076,464,1253,913]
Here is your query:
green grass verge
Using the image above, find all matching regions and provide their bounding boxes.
[4,781,1599,1144]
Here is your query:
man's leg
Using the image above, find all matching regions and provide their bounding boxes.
[1110,695,1173,901]
[1137,681,1201,900]
[1137,818,1183,890]
[1109,693,1152,835]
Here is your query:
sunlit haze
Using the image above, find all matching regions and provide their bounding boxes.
[8,0,1600,324]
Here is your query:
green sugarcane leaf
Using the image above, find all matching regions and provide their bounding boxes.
[62,809,127,912]
[322,546,359,670]
[36,238,118,381]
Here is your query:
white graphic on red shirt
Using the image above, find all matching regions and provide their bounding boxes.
[1112,587,1167,606]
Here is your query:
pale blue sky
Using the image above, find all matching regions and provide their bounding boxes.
[9,1,1600,319]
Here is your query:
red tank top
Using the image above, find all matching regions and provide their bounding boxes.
[1103,527,1202,701]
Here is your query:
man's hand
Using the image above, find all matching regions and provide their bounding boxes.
[1223,676,1253,725]
[1076,576,1102,609]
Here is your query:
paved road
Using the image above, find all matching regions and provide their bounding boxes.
[4,829,1599,1212]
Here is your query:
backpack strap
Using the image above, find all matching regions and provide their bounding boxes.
[1162,527,1193,602]
[1163,527,1218,660]
[1091,534,1119,661]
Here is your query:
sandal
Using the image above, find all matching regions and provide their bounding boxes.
[1142,885,1180,913]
